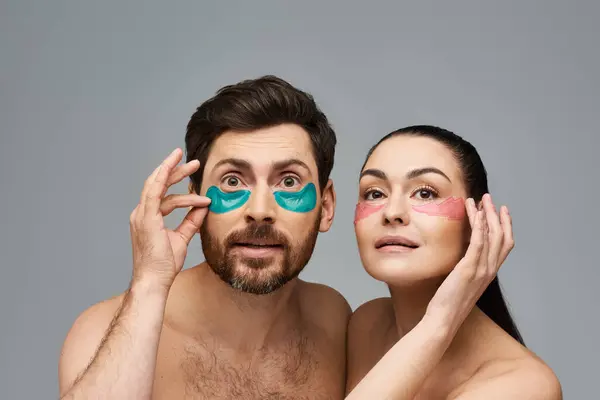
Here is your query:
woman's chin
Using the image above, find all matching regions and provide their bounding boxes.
[362,257,441,286]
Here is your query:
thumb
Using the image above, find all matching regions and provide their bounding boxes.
[176,206,209,244]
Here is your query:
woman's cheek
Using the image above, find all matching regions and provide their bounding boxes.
[411,197,466,220]
[354,202,385,224]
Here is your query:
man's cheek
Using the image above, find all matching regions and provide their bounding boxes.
[274,183,317,213]
[205,186,251,214]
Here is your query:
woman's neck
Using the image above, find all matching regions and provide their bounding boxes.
[388,280,486,361]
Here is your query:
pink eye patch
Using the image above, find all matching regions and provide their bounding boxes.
[411,197,465,220]
[354,197,466,224]
[354,202,385,224]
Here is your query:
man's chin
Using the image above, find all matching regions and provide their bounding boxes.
[228,273,290,295]
[208,261,293,295]
[236,255,279,271]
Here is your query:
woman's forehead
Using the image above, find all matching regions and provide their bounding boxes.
[365,136,461,175]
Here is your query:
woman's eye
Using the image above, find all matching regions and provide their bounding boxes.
[415,189,436,200]
[365,190,384,200]
[225,176,240,187]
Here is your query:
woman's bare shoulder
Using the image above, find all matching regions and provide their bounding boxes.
[346,297,396,394]
[452,347,562,399]
[348,297,394,334]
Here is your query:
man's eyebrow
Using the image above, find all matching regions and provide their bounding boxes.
[213,158,252,171]
[272,158,311,172]
[405,167,451,183]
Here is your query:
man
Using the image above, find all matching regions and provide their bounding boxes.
[58,76,352,399]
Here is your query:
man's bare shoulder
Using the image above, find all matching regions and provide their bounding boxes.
[296,281,352,347]
[452,354,562,399]
[300,281,352,320]
[58,292,125,393]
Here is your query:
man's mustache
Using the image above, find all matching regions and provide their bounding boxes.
[226,223,289,248]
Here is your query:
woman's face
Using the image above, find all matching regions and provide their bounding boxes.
[355,135,471,286]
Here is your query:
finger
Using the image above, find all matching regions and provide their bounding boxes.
[140,149,182,204]
[160,194,211,216]
[461,210,485,270]
[483,194,503,272]
[140,164,163,204]
[477,198,484,211]
[478,205,490,276]
[497,205,514,266]
[465,198,476,227]
[142,149,183,215]
[166,160,201,188]
[175,206,209,245]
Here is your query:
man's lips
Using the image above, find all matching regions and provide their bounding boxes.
[232,241,283,248]
[231,242,284,258]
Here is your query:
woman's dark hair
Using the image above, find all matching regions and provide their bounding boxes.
[363,125,525,346]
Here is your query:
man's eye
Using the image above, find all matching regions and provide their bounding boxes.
[225,176,240,187]
[282,176,298,188]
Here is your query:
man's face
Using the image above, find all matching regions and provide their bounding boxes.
[197,124,335,295]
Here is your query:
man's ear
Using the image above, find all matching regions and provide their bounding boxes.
[318,179,336,232]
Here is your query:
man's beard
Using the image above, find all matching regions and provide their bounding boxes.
[199,210,321,295]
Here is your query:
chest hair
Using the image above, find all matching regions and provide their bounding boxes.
[180,332,332,399]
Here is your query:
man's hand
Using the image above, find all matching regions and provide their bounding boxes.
[425,193,514,332]
[59,148,211,399]
[129,148,211,289]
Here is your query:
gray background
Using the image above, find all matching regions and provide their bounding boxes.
[1,0,597,398]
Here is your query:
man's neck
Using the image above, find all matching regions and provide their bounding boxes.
[168,262,303,352]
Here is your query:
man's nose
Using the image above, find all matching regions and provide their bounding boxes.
[244,184,276,224]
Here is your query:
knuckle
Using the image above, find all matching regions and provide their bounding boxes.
[161,194,177,205]
[139,214,159,231]
[144,174,154,186]
[475,267,488,281]
[129,209,137,224]
[489,227,501,239]
[145,191,160,202]
[488,221,498,232]
[460,266,477,281]
[472,237,484,249]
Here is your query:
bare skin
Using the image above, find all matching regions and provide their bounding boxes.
[60,266,348,399]
[345,135,561,399]
[58,126,351,399]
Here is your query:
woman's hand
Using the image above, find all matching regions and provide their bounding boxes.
[425,193,514,333]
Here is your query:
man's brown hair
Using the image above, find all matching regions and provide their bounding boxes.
[185,75,337,193]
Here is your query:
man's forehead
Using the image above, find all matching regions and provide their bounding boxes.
[208,125,316,168]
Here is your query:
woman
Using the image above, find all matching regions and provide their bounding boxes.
[345,126,561,399]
